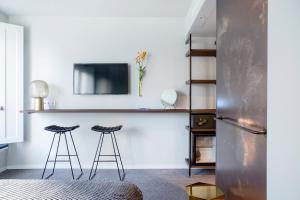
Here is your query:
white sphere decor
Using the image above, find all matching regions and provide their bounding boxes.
[161,89,177,109]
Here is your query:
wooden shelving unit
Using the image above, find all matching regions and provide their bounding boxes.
[186,34,217,176]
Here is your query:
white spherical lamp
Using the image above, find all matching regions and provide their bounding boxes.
[161,89,177,109]
[30,80,49,111]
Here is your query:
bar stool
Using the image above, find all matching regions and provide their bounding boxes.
[42,125,83,180]
[89,125,125,181]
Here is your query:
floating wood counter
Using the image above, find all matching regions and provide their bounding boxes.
[21,109,216,114]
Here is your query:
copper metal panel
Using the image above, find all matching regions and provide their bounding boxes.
[216,122,266,200]
[216,0,267,127]
[216,0,267,199]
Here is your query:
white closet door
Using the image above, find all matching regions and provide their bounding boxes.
[0,25,5,140]
[0,22,24,144]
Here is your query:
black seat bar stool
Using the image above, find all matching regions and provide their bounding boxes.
[42,125,83,180]
[89,125,125,181]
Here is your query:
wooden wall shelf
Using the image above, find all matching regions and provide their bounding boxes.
[185,158,216,169]
[21,109,191,114]
[21,108,217,114]
[185,49,216,57]
[186,80,216,84]
[185,126,216,133]
[191,109,216,114]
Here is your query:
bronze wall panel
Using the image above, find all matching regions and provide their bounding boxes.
[216,0,267,199]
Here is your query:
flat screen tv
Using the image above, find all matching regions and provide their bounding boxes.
[73,63,129,95]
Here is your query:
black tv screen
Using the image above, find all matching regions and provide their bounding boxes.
[73,63,129,95]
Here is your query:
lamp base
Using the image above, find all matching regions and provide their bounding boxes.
[34,98,44,111]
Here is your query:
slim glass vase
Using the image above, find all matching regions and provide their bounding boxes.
[138,80,142,97]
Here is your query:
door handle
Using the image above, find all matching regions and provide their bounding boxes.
[0,106,4,111]
[216,116,267,135]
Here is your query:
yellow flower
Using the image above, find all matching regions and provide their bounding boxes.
[136,50,148,64]
[139,51,147,61]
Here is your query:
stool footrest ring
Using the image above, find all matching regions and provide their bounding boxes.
[48,160,72,162]
[95,160,117,162]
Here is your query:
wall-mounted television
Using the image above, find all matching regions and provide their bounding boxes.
[73,63,129,95]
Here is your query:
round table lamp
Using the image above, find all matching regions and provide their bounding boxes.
[30,80,49,111]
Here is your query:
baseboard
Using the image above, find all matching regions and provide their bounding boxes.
[0,167,7,173]
[7,164,187,170]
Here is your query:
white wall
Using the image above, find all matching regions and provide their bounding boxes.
[190,37,216,109]
[6,16,216,169]
[0,11,8,22]
[268,0,300,199]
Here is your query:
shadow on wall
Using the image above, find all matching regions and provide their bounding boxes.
[176,91,187,108]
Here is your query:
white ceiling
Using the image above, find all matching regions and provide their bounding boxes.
[0,0,192,17]
[189,0,216,37]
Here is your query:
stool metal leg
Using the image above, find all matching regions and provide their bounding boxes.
[43,133,62,179]
[89,133,104,180]
[69,131,83,180]
[88,133,101,180]
[89,133,101,180]
[89,129,125,181]
[95,133,105,171]
[42,133,56,179]
[64,133,75,180]
[110,133,122,181]
[42,125,82,180]
[112,132,126,181]
[46,133,62,179]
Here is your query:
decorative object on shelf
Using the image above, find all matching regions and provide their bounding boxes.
[30,80,49,111]
[195,136,216,163]
[135,50,148,97]
[44,98,56,110]
[160,89,177,109]
[192,114,216,129]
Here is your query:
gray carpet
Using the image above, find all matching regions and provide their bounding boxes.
[0,169,215,200]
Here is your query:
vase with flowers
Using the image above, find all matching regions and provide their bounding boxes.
[135,50,148,96]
